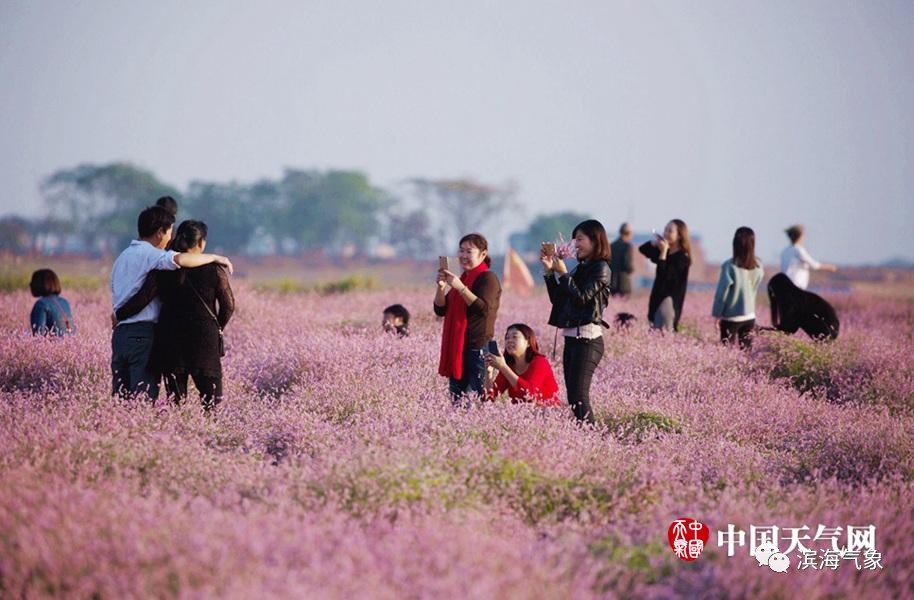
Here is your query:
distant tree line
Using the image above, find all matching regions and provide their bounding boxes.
[0,162,584,258]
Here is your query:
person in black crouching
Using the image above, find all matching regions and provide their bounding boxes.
[767,273,839,341]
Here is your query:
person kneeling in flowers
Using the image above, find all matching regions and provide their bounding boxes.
[485,323,560,407]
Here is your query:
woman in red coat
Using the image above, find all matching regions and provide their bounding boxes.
[485,323,559,407]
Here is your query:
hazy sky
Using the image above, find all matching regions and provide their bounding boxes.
[1,1,912,264]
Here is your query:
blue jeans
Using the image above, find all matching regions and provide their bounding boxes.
[111,321,160,400]
[448,348,486,404]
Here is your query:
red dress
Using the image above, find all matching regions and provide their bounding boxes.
[488,354,560,407]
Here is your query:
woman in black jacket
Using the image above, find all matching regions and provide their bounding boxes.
[541,219,611,424]
[768,273,839,340]
[639,219,692,332]
[116,220,235,410]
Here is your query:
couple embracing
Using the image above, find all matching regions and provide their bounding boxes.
[111,204,235,410]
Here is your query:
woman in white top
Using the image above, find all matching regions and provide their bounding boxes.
[780,225,836,290]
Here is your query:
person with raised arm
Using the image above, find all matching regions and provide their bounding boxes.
[110,206,233,400]
[434,233,502,403]
[542,219,611,423]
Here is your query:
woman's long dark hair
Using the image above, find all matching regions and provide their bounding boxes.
[670,219,692,266]
[504,323,542,367]
[572,219,611,262]
[732,226,760,269]
[170,220,208,252]
[459,233,491,267]
[169,220,208,285]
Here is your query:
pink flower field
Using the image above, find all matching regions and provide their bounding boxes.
[1,284,913,598]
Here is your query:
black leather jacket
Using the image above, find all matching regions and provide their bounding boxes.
[544,259,611,329]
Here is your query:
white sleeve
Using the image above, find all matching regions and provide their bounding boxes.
[795,246,821,270]
[151,249,180,271]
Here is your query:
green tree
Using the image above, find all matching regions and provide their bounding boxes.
[183,181,261,253]
[279,169,388,253]
[40,163,178,253]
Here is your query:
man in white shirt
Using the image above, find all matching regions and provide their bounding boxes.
[780,224,837,290]
[111,205,233,400]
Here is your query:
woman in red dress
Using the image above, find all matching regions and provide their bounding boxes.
[484,323,559,407]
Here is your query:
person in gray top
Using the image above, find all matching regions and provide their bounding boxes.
[609,222,635,297]
[712,227,764,349]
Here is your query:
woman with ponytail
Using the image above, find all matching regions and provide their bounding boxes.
[434,233,502,402]
[116,220,234,410]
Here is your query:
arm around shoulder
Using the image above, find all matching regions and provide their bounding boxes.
[174,252,234,274]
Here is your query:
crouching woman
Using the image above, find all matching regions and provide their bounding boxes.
[485,323,559,407]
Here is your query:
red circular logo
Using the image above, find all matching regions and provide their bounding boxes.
[668,518,710,561]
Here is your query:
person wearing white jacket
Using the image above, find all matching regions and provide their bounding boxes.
[780,224,837,290]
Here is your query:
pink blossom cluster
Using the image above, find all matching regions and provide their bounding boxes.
[0,284,912,598]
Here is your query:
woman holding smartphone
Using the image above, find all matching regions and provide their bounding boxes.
[541,219,611,423]
[639,219,692,332]
[434,233,502,402]
[484,323,559,406]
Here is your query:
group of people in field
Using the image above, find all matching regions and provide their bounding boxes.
[27,202,840,419]
[29,197,236,410]
[429,219,841,423]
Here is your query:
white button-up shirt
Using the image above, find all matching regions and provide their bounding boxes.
[780,244,821,290]
[111,240,179,325]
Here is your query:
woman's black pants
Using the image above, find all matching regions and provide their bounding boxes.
[164,370,223,410]
[719,319,755,349]
[562,336,604,424]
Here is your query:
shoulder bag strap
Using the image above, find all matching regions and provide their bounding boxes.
[48,297,73,334]
[186,278,222,335]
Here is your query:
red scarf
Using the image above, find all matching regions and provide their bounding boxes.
[438,262,489,379]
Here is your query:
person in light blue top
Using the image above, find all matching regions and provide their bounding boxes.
[30,269,75,336]
[712,227,764,349]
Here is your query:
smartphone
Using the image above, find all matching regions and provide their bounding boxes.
[438,256,451,271]
[487,340,500,356]
[542,242,556,257]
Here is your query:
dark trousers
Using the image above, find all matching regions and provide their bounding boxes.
[164,370,223,410]
[563,336,604,424]
[448,348,486,404]
[720,319,755,349]
[111,321,159,399]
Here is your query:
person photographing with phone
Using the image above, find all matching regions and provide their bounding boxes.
[639,219,692,332]
[542,219,611,423]
[434,233,502,403]
[484,324,559,406]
